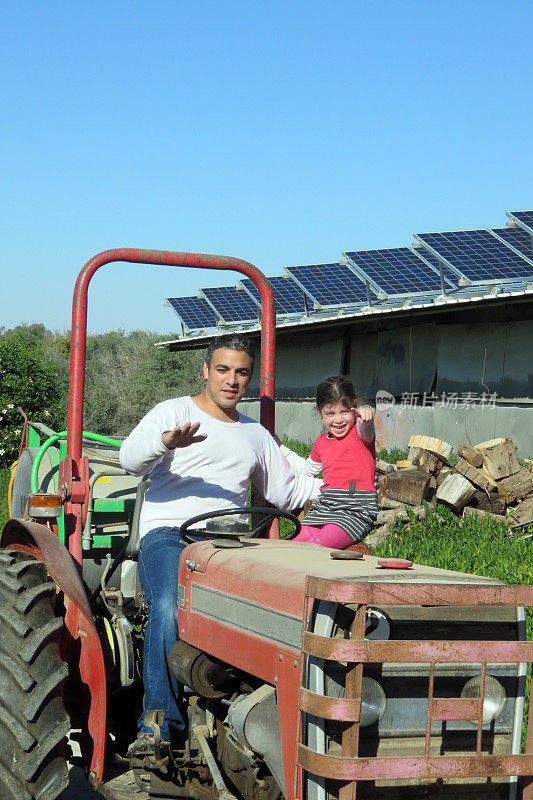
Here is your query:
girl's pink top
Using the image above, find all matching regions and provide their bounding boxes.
[310,425,376,492]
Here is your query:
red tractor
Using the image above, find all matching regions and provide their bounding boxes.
[1,249,532,800]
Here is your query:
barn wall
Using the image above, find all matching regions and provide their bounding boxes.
[247,336,344,399]
[246,318,530,402]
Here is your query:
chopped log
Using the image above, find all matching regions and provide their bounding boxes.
[469,489,506,515]
[408,446,443,475]
[411,505,427,520]
[382,470,430,506]
[462,507,508,524]
[437,467,452,487]
[457,444,484,469]
[377,506,409,525]
[508,497,533,527]
[497,468,533,504]
[366,522,394,547]
[396,459,411,469]
[408,435,452,463]
[379,497,403,510]
[435,474,476,512]
[376,459,394,474]
[454,457,497,491]
[474,437,520,480]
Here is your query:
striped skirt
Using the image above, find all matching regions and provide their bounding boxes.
[302,488,378,543]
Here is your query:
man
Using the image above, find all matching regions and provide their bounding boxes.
[119,333,322,755]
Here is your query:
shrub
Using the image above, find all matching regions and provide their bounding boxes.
[0,336,64,466]
[82,330,204,436]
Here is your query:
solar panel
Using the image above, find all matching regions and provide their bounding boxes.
[490,227,533,266]
[415,229,533,283]
[167,296,219,330]
[240,276,308,315]
[285,263,367,308]
[201,285,260,323]
[411,245,464,284]
[507,211,533,235]
[344,247,456,296]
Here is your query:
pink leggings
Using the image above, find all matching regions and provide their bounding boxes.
[293,524,352,549]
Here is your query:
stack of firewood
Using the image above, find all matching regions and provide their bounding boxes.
[367,435,533,546]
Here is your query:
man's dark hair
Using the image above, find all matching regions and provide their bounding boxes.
[205,333,255,372]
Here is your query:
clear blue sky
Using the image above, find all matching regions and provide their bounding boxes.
[1,0,531,334]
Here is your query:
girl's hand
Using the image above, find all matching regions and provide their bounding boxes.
[355,406,374,423]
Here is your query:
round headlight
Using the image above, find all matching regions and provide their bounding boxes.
[460,675,506,724]
[360,677,387,727]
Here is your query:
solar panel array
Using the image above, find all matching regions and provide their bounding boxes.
[286,263,367,307]
[240,276,307,315]
[508,211,533,235]
[345,247,455,296]
[167,296,219,330]
[412,246,464,285]
[201,286,260,323]
[492,226,533,263]
[415,229,533,283]
[166,210,533,334]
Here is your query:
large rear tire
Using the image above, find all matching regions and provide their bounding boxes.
[0,549,69,800]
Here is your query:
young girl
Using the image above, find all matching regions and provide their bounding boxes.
[281,375,377,549]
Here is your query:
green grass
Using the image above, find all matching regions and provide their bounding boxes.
[377,447,409,464]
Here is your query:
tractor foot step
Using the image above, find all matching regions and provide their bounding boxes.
[98,767,150,800]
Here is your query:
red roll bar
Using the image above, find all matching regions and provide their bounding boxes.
[65,249,276,564]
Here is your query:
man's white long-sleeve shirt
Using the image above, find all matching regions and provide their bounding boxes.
[119,396,323,538]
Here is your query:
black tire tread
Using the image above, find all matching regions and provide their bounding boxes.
[0,652,34,691]
[15,580,56,615]
[0,703,35,750]
[0,550,69,800]
[0,761,32,800]
[0,603,31,636]
[20,617,64,663]
[23,663,69,722]
[0,570,21,592]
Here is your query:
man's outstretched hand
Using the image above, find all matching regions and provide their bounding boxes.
[162,423,207,449]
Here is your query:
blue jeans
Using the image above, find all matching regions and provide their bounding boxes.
[138,527,186,740]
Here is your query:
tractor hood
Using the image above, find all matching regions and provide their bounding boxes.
[180,538,499,617]
[177,540,500,669]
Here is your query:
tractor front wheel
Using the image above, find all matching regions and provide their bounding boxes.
[0,549,69,800]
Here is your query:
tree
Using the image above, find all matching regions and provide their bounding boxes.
[0,336,64,466]
[82,331,204,436]
[0,325,206,460]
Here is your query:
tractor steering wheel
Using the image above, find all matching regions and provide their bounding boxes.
[179,506,302,544]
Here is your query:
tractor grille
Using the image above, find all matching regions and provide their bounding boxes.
[297,577,533,800]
